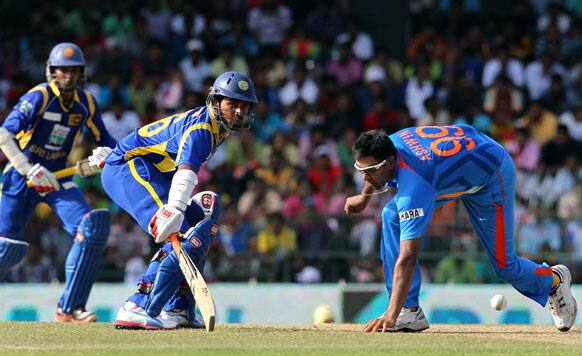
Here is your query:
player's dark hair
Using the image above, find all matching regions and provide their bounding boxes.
[353,130,396,161]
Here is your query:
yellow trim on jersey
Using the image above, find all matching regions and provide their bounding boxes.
[85,92,101,142]
[175,123,213,163]
[124,142,177,173]
[28,85,49,114]
[128,159,164,208]
[16,130,33,149]
[3,163,13,174]
[15,85,51,149]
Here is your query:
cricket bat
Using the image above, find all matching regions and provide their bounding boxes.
[26,159,101,187]
[168,233,216,332]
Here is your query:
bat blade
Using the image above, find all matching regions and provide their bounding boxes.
[177,249,216,332]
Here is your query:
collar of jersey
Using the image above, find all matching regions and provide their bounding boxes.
[49,80,80,112]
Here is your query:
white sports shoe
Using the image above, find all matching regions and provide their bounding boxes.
[548,265,577,332]
[161,309,205,329]
[113,302,166,330]
[386,307,430,332]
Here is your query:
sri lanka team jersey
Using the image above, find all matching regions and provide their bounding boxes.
[2,81,116,171]
[105,106,226,173]
[389,125,507,239]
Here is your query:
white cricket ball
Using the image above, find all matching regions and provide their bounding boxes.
[490,294,508,311]
[313,304,334,324]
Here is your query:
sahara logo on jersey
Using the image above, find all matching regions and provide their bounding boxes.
[399,208,424,221]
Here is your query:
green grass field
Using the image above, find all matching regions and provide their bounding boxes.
[0,322,580,355]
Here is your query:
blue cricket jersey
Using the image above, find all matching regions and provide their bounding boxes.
[388,125,507,239]
[2,81,116,171]
[105,106,227,173]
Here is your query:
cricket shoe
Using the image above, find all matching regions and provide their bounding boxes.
[55,307,97,323]
[160,309,205,329]
[385,307,429,332]
[113,302,166,330]
[548,265,577,332]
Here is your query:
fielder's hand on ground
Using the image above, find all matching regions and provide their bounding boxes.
[149,205,184,243]
[362,315,396,333]
[27,163,60,195]
[88,146,112,169]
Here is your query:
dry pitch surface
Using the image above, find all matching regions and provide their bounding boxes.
[0,322,580,355]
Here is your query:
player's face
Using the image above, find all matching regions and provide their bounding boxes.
[220,98,250,130]
[355,156,395,189]
[54,66,82,91]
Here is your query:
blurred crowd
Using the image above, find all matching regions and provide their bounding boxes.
[0,0,580,285]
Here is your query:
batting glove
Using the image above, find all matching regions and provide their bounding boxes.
[27,163,60,195]
[88,146,113,169]
[149,205,184,243]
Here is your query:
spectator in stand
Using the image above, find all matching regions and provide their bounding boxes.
[238,177,283,230]
[518,100,558,145]
[335,17,374,61]
[541,124,581,171]
[255,213,297,281]
[102,3,134,45]
[252,100,287,143]
[326,40,363,88]
[541,74,568,113]
[517,205,561,258]
[418,96,449,127]
[525,52,568,100]
[154,68,184,113]
[262,131,300,168]
[537,2,572,34]
[209,45,249,78]
[365,48,404,89]
[179,38,210,94]
[219,21,259,59]
[101,98,141,142]
[323,91,359,138]
[127,69,155,118]
[405,63,434,121]
[482,47,525,88]
[284,25,321,61]
[247,0,292,50]
[279,64,319,108]
[140,0,172,42]
[483,74,524,118]
[255,152,297,195]
[434,240,477,284]
[283,178,326,221]
[169,2,206,40]
[307,146,343,200]
[363,97,399,132]
[225,128,265,171]
[506,127,541,172]
[306,0,345,42]
[559,105,582,141]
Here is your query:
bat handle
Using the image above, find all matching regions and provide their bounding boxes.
[168,233,182,255]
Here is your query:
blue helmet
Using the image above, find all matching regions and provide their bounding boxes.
[45,42,86,85]
[206,71,258,131]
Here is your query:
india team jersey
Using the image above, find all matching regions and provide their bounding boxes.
[2,81,115,171]
[388,125,507,240]
[105,106,226,173]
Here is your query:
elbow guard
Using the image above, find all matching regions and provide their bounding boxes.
[167,169,198,212]
[0,128,32,175]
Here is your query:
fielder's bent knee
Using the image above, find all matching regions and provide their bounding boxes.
[78,209,111,250]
